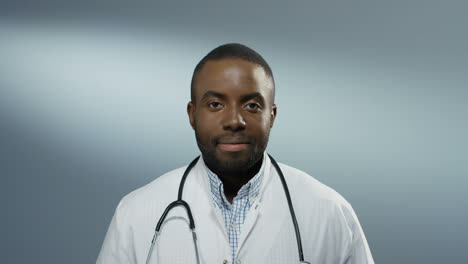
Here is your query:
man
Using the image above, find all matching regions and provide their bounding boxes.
[97,43,375,264]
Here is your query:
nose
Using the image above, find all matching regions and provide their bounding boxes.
[222,106,246,132]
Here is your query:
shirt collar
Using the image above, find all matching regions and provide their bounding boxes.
[202,153,266,208]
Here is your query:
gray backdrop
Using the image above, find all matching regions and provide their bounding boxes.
[1,1,467,263]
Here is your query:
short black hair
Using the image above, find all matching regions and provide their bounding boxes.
[190,43,275,103]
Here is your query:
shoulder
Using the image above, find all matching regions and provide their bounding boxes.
[114,165,188,218]
[276,162,359,239]
[275,162,373,261]
[277,162,351,207]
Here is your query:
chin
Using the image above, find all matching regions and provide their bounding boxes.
[218,158,250,171]
[214,151,260,173]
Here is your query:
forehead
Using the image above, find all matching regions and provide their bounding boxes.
[193,58,274,101]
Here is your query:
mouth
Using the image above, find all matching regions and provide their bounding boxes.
[217,137,249,152]
[217,143,249,152]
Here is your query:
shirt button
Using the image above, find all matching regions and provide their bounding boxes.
[232,223,238,229]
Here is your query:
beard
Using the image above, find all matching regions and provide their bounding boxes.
[194,128,270,176]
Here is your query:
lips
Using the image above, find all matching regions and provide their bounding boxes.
[218,143,248,152]
[217,136,249,152]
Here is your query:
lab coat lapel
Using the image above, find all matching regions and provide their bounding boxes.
[235,154,288,258]
[235,198,261,257]
[184,157,231,263]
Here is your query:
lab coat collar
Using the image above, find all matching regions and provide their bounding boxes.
[191,151,274,258]
[195,151,273,208]
[200,152,268,209]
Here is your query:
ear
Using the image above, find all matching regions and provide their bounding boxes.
[270,104,277,128]
[187,101,196,130]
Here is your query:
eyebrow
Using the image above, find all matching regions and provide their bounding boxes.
[201,90,266,105]
[239,92,266,105]
[201,90,226,101]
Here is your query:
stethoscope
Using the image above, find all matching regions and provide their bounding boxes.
[145,154,311,264]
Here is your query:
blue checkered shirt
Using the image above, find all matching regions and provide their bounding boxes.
[203,155,266,263]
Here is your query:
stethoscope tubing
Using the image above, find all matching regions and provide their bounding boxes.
[146,154,309,263]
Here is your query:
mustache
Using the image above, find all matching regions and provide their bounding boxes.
[213,133,252,144]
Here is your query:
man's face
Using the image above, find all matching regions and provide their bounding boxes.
[187,58,276,175]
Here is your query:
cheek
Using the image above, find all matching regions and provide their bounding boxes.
[249,116,271,137]
[256,113,272,129]
[195,116,218,138]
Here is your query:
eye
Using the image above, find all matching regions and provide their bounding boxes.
[245,103,261,112]
[208,101,223,110]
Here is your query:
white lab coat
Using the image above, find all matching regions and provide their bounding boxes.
[97,154,375,264]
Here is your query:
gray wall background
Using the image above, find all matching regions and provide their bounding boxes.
[1,1,467,263]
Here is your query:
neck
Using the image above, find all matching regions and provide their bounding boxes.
[209,156,263,204]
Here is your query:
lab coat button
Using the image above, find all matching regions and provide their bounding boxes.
[223,260,229,264]
[236,260,241,264]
